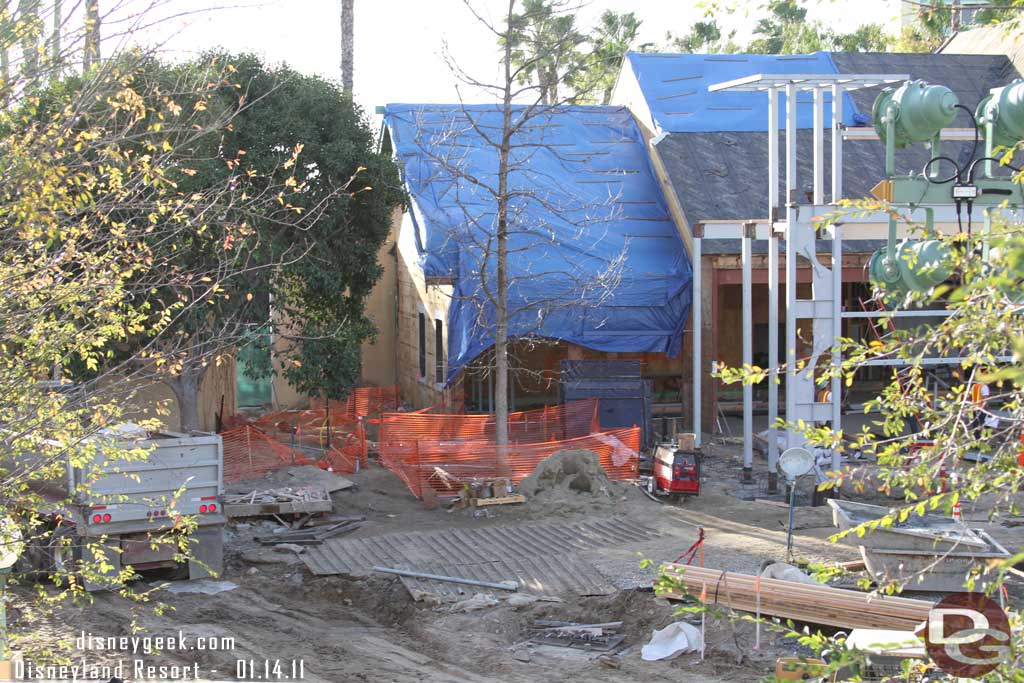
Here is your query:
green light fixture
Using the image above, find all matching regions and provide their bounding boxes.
[976,80,1024,150]
[873,80,958,150]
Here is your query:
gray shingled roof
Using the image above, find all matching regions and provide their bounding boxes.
[655,52,1020,253]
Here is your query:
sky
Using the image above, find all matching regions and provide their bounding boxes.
[120,0,900,116]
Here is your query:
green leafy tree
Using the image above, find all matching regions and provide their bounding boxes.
[579,10,647,104]
[43,53,402,430]
[666,19,741,54]
[505,0,586,105]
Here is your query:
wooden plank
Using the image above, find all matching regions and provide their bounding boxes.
[753,499,790,508]
[225,499,333,518]
[473,495,526,508]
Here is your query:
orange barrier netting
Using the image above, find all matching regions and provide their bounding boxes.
[379,399,601,445]
[222,419,368,483]
[379,426,641,500]
[310,385,402,421]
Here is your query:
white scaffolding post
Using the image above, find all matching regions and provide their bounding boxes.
[692,229,702,448]
[742,223,754,480]
[784,81,798,449]
[767,88,780,493]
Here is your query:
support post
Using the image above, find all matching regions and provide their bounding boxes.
[767,87,780,494]
[785,81,799,449]
[742,223,753,481]
[832,83,843,203]
[813,87,824,205]
[692,229,703,448]
[831,223,842,473]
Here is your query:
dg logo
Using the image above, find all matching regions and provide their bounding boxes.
[924,592,1011,677]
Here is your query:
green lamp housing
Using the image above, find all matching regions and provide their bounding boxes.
[873,80,959,149]
[869,239,953,298]
[976,80,1024,149]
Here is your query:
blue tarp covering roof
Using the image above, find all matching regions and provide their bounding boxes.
[622,51,868,134]
[384,104,692,384]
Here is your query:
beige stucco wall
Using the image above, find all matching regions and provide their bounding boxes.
[360,207,402,387]
[395,210,453,410]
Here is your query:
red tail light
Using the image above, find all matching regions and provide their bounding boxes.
[92,514,102,523]
[208,503,217,512]
[102,513,111,523]
[199,505,208,513]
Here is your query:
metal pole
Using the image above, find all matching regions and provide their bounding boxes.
[813,87,824,205]
[832,83,844,203]
[692,233,702,448]
[0,569,8,661]
[742,226,753,481]
[785,81,798,449]
[372,566,518,591]
[785,481,798,562]
[767,87,780,494]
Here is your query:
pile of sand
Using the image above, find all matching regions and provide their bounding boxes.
[519,449,629,503]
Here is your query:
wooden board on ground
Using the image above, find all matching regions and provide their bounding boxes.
[473,494,526,507]
[225,499,333,518]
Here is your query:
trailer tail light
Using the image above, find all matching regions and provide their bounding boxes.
[208,503,217,513]
[199,505,208,513]
[92,514,102,523]
[102,513,111,523]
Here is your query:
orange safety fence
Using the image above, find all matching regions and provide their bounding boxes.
[310,385,402,421]
[221,421,368,483]
[379,399,600,445]
[379,426,641,500]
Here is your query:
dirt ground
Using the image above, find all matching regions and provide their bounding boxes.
[11,442,1024,682]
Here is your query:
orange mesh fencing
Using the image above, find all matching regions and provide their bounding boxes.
[222,425,308,483]
[310,385,402,421]
[379,426,641,500]
[379,399,600,445]
[221,420,367,483]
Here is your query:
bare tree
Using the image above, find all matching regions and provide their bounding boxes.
[19,0,40,83]
[400,0,633,458]
[83,0,98,69]
[340,0,353,94]
[49,0,59,71]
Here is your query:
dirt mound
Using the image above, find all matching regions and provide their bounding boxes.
[518,449,637,513]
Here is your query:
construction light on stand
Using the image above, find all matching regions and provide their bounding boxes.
[870,80,958,298]
[778,447,814,562]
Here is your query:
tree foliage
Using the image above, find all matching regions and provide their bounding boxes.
[35,52,402,429]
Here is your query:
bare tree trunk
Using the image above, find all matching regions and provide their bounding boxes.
[340,0,353,95]
[83,0,98,70]
[49,0,59,74]
[0,1,10,105]
[166,370,202,433]
[20,0,40,84]
[493,0,515,465]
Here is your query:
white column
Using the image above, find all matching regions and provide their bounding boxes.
[831,83,844,202]
[767,87,780,489]
[813,87,824,205]
[785,81,798,449]
[692,233,702,448]
[742,225,753,478]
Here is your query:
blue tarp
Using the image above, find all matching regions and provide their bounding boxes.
[622,51,869,134]
[385,104,692,384]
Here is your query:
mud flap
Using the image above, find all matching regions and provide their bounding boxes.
[188,525,224,580]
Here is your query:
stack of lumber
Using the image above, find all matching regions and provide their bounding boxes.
[658,564,933,631]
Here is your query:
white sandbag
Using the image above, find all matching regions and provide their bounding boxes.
[640,622,703,661]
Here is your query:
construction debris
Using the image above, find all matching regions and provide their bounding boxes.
[255,518,363,545]
[658,564,933,630]
[224,485,333,518]
[473,494,525,507]
[529,619,625,651]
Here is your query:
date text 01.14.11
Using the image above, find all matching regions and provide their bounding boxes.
[236,659,305,680]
